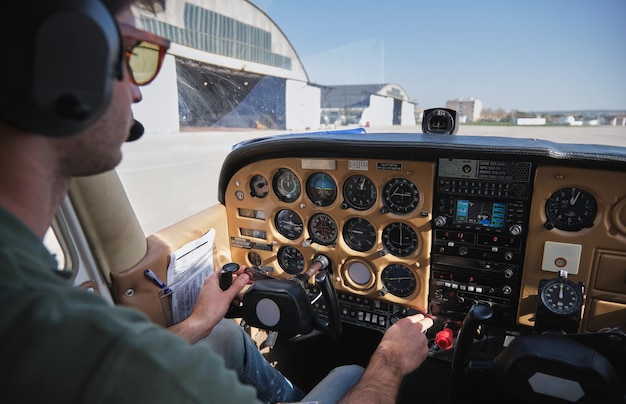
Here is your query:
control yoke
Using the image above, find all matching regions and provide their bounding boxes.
[220,255,342,338]
[451,302,625,402]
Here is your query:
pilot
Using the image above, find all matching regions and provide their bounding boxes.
[0,0,433,403]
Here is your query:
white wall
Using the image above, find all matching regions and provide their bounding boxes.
[286,80,322,131]
[401,101,416,126]
[132,54,180,134]
[515,117,546,126]
[359,95,393,127]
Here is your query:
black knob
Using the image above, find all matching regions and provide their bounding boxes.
[219,263,240,290]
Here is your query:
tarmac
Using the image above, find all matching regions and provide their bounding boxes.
[117,124,626,235]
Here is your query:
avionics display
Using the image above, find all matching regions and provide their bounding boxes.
[454,199,506,228]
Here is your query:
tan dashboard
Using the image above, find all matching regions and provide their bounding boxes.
[223,156,626,333]
[224,157,436,312]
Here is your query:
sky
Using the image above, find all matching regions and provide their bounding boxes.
[250,0,626,112]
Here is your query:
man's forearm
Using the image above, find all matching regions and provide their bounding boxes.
[168,316,211,344]
[338,348,404,403]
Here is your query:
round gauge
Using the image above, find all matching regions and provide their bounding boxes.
[343,175,377,210]
[382,222,418,257]
[248,251,262,266]
[344,261,375,289]
[250,174,269,198]
[422,108,458,135]
[277,245,305,275]
[545,187,597,231]
[382,178,420,214]
[308,213,339,245]
[274,209,304,240]
[306,172,337,207]
[343,217,377,252]
[272,168,301,203]
[540,278,582,315]
[381,264,417,297]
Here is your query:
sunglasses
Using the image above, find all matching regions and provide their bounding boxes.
[118,23,171,86]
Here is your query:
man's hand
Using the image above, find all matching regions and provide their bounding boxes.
[168,267,249,344]
[338,313,433,403]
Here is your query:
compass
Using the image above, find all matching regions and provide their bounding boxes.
[421,108,459,135]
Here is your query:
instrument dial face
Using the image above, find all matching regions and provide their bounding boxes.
[540,279,582,315]
[248,251,262,266]
[272,168,301,203]
[382,222,418,257]
[250,174,269,198]
[343,175,377,210]
[382,178,420,214]
[274,209,304,240]
[545,187,597,231]
[277,245,305,275]
[308,213,338,245]
[343,217,377,252]
[422,108,458,134]
[345,261,374,288]
[306,172,337,207]
[381,264,417,297]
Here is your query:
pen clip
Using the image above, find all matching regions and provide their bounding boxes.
[144,269,172,295]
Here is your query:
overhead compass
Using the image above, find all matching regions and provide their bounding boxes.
[421,108,459,135]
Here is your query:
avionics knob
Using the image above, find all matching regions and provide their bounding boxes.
[459,246,468,256]
[509,224,523,236]
[434,216,447,227]
[503,268,514,279]
[504,251,513,261]
[502,285,512,295]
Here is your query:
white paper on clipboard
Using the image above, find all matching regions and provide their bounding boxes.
[167,228,215,324]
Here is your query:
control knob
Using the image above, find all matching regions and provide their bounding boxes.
[509,224,523,236]
[433,216,447,227]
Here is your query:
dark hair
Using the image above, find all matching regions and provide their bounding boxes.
[102,0,165,16]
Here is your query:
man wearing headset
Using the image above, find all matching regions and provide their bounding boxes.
[0,0,433,403]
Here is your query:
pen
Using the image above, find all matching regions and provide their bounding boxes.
[144,269,172,294]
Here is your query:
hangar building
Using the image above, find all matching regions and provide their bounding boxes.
[132,0,416,132]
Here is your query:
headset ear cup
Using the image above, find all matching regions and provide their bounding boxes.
[1,0,121,137]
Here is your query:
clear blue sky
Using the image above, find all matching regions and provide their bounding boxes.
[250,0,626,112]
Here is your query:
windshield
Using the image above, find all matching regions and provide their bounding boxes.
[119,0,626,234]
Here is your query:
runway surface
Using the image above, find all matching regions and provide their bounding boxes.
[116,124,626,235]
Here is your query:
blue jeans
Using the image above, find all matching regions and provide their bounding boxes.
[200,319,364,403]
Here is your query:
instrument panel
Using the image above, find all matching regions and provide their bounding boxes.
[222,153,626,335]
[225,157,435,313]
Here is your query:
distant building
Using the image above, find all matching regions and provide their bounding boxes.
[515,117,546,126]
[132,0,322,132]
[131,0,418,132]
[320,84,417,128]
[555,116,583,126]
[611,116,626,126]
[445,98,483,122]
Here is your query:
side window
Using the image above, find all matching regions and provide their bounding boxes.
[43,219,76,274]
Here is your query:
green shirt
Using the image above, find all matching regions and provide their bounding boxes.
[0,206,261,403]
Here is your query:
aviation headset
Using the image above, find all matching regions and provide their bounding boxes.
[0,0,122,137]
